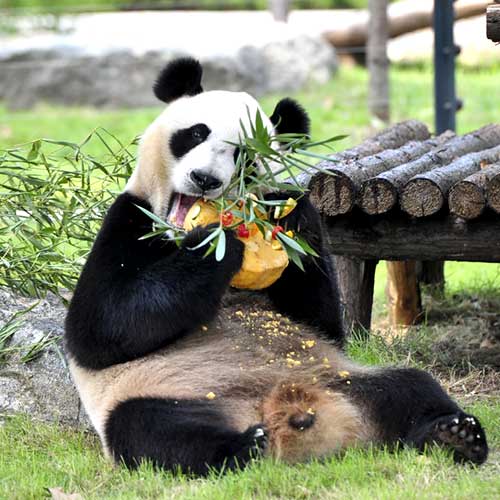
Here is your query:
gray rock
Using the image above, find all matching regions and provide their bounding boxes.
[0,289,88,427]
[0,36,336,109]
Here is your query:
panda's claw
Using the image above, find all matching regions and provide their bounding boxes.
[433,412,488,465]
[224,424,268,471]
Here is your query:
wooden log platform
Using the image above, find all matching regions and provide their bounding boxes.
[487,163,500,214]
[449,163,500,219]
[357,124,500,216]
[400,144,500,217]
[308,121,500,333]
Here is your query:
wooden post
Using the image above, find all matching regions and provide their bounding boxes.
[269,0,290,23]
[428,0,459,295]
[334,256,378,336]
[386,261,422,326]
[487,3,500,42]
[367,0,421,328]
[367,0,390,122]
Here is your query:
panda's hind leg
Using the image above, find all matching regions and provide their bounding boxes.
[342,368,489,465]
[105,397,268,475]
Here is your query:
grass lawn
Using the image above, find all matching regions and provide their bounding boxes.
[1,63,499,499]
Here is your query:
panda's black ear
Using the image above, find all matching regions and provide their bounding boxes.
[270,98,310,137]
[153,57,204,103]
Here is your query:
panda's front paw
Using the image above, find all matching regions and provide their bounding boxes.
[264,192,320,238]
[182,224,218,253]
[433,412,488,465]
[224,424,268,471]
[182,225,244,273]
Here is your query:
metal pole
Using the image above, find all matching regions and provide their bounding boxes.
[433,0,459,133]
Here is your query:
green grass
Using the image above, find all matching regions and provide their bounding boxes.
[1,376,498,499]
[2,0,368,15]
[2,63,499,150]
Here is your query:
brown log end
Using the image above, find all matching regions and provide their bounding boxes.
[487,174,500,214]
[448,181,486,220]
[400,179,444,217]
[309,173,355,216]
[358,178,397,215]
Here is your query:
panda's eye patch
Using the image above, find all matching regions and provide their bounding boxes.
[170,123,210,159]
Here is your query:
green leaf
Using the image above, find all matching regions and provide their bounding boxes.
[215,230,226,262]
[295,235,319,257]
[277,232,307,255]
[27,140,41,161]
[287,247,305,271]
[203,240,217,258]
[188,227,221,251]
[133,204,168,227]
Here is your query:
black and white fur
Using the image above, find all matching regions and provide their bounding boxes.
[65,58,488,475]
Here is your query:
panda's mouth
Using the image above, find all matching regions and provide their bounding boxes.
[167,192,200,228]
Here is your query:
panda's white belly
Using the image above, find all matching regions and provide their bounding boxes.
[68,297,355,445]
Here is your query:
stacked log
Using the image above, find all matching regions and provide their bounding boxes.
[449,163,500,219]
[306,120,430,215]
[358,124,500,215]
[400,144,500,217]
[486,163,500,214]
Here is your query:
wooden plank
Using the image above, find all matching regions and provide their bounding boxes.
[358,124,500,215]
[324,213,500,262]
[449,162,500,219]
[487,4,500,42]
[400,144,500,217]
[306,120,430,215]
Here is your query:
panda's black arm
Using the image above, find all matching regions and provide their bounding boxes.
[265,192,345,345]
[65,192,243,370]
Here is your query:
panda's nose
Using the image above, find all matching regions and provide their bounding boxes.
[190,171,222,192]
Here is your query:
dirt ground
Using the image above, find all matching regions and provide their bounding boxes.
[372,290,500,403]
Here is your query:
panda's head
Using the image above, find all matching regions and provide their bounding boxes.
[126,57,310,220]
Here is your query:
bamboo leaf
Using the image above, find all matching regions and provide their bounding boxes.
[215,230,226,262]
[277,232,307,255]
[188,227,221,251]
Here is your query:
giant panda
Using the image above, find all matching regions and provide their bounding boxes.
[65,57,488,474]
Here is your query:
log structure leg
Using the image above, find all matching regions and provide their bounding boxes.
[418,261,445,296]
[334,256,378,335]
[386,261,422,327]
